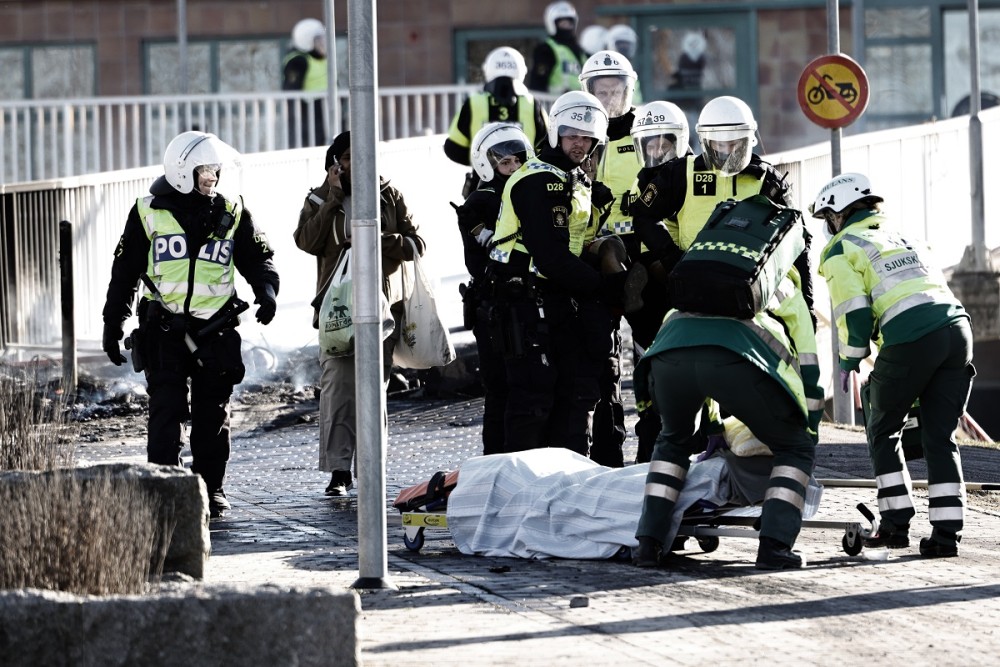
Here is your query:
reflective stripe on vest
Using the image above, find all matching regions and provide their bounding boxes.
[833,214,961,330]
[137,195,242,319]
[490,158,591,276]
[597,133,640,236]
[469,93,538,146]
[676,157,765,250]
[546,39,582,93]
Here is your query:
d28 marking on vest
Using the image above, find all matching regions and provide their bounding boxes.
[693,172,717,197]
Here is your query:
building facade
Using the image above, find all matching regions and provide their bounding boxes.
[1,0,998,152]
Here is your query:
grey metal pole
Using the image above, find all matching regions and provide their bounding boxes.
[968,0,989,272]
[177,0,188,131]
[324,0,339,141]
[349,0,394,591]
[828,0,854,425]
[59,221,77,397]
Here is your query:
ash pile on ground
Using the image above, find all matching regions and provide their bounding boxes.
[15,343,483,445]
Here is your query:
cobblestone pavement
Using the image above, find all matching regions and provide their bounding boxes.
[76,394,1000,667]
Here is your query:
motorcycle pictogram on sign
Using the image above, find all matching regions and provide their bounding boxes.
[797,53,869,129]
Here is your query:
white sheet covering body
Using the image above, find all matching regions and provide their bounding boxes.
[446,448,822,559]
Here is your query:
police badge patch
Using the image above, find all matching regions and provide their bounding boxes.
[640,183,658,207]
[552,205,569,227]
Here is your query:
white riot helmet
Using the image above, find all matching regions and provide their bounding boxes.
[579,25,609,56]
[605,24,638,60]
[631,101,689,169]
[162,131,239,195]
[471,122,534,183]
[579,50,637,118]
[695,96,758,176]
[547,91,608,156]
[291,18,325,53]
[811,172,883,218]
[482,47,527,85]
[544,1,578,36]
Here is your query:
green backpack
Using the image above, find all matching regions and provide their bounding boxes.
[668,194,806,319]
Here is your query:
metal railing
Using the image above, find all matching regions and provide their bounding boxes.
[0,85,484,184]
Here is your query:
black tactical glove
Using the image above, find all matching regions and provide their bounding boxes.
[102,323,127,366]
[591,180,615,210]
[253,283,277,325]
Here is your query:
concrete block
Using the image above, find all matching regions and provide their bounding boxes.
[0,584,359,667]
[0,463,209,578]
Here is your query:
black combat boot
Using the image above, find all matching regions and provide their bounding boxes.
[755,536,804,570]
[632,536,663,568]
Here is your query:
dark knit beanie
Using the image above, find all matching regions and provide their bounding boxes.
[325,131,351,170]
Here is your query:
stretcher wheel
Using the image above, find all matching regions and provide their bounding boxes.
[842,532,863,557]
[696,536,719,553]
[403,527,425,551]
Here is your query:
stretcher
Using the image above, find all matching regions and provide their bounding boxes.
[394,471,880,557]
[671,478,1000,557]
[393,470,458,552]
[394,458,999,558]
[669,496,878,557]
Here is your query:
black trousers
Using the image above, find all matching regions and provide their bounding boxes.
[501,292,607,456]
[142,323,245,492]
[637,346,816,547]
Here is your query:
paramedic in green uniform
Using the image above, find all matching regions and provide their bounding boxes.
[813,172,975,558]
[631,269,822,570]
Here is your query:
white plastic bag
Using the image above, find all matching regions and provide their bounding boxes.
[317,248,356,357]
[318,247,393,357]
[393,238,456,369]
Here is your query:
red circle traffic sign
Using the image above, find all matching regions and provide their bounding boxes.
[797,54,870,129]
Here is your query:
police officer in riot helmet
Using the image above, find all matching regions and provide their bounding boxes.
[102,131,279,519]
[577,49,643,468]
[528,1,587,94]
[454,122,535,455]
[444,46,548,197]
[485,91,620,456]
[629,95,816,321]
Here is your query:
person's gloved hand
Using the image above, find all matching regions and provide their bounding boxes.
[475,227,494,247]
[696,434,728,462]
[254,284,277,325]
[102,323,127,366]
[840,369,853,393]
[591,180,615,210]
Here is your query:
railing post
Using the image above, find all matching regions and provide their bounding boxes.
[59,220,77,397]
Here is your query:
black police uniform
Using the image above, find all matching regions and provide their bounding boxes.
[102,176,279,507]
[454,178,509,455]
[486,145,615,456]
